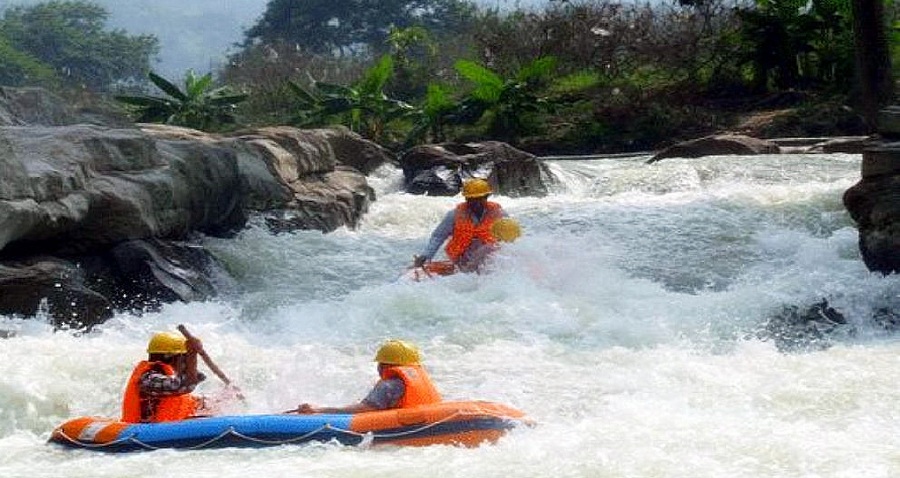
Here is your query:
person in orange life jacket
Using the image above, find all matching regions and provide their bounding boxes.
[293,340,441,414]
[121,331,208,423]
[413,178,509,273]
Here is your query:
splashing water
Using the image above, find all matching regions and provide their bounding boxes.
[3,153,900,478]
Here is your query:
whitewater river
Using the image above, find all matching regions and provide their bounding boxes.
[3,153,900,477]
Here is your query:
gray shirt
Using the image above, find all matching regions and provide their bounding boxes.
[361,378,405,409]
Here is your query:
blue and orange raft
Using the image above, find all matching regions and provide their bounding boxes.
[49,400,530,452]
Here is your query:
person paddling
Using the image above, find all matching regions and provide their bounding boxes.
[413,178,521,274]
[121,331,211,423]
[291,340,441,414]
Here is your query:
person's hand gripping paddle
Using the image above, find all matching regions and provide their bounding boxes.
[177,324,245,400]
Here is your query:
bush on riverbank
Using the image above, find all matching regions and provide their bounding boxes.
[3,0,887,154]
[219,0,887,154]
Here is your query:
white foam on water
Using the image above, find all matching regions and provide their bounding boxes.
[5,153,900,477]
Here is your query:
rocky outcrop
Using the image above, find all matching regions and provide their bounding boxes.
[0,124,247,255]
[0,88,392,327]
[647,134,781,162]
[140,124,385,231]
[0,86,131,127]
[400,141,556,197]
[843,107,900,274]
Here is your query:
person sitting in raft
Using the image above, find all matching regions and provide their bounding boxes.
[293,339,441,414]
[413,178,520,274]
[121,331,209,423]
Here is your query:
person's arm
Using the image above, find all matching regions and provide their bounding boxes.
[139,368,206,397]
[295,402,377,414]
[295,379,404,414]
[418,210,456,262]
[184,336,202,386]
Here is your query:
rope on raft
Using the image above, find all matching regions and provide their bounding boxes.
[52,410,513,450]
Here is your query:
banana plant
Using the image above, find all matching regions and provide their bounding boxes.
[116,70,248,131]
[403,82,458,147]
[288,55,414,144]
[452,56,558,143]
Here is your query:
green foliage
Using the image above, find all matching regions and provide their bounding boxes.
[734,0,855,92]
[229,0,883,153]
[452,56,558,143]
[289,55,414,143]
[385,26,437,101]
[404,82,458,147]
[548,71,602,96]
[0,1,158,91]
[115,71,248,131]
[0,35,58,88]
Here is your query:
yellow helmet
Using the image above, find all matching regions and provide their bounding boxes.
[491,218,522,242]
[462,178,492,199]
[374,339,422,365]
[147,331,187,355]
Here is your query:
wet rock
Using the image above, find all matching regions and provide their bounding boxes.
[104,238,233,310]
[400,141,556,197]
[0,88,390,325]
[141,124,383,232]
[759,299,851,352]
[0,258,113,328]
[648,134,780,163]
[843,107,900,274]
[0,124,247,255]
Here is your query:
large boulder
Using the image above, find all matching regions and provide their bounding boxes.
[648,134,780,163]
[0,258,114,327]
[843,148,900,273]
[843,106,900,274]
[0,124,247,255]
[0,238,234,329]
[400,141,555,197]
[140,124,386,232]
[0,87,392,327]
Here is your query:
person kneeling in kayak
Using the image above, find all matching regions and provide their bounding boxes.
[413,178,521,274]
[121,331,209,423]
[293,340,441,414]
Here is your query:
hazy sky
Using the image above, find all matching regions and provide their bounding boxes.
[0,0,551,79]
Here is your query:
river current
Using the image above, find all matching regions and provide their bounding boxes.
[3,153,900,477]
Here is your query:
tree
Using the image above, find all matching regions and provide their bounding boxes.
[0,1,158,91]
[0,35,58,87]
[243,0,476,57]
[385,26,436,101]
[115,71,248,131]
[850,0,895,130]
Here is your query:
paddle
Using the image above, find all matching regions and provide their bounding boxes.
[177,324,244,400]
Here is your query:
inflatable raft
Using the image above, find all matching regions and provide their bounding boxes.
[49,400,529,452]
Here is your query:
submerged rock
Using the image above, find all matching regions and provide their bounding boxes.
[759,300,851,353]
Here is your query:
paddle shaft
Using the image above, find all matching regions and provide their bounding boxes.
[176,324,233,386]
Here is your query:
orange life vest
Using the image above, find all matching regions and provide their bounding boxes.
[381,364,442,408]
[445,201,502,263]
[121,360,199,423]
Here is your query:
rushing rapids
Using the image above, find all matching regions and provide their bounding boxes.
[3,153,900,477]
